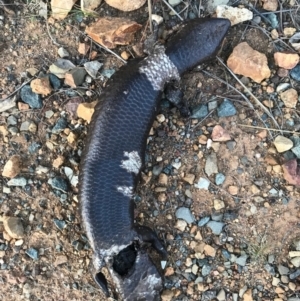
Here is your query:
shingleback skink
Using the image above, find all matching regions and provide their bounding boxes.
[79,18,230,301]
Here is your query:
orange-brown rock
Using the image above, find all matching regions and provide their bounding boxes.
[262,0,277,11]
[18,102,30,110]
[78,43,90,55]
[280,88,298,108]
[274,52,299,69]
[264,154,278,165]
[227,42,271,83]
[211,125,231,142]
[30,77,52,95]
[86,17,142,49]
[257,129,267,139]
[2,155,21,178]
[77,101,98,123]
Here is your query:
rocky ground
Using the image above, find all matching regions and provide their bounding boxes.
[0,0,300,301]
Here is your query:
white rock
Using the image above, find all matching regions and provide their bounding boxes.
[151,14,163,25]
[168,0,181,6]
[216,5,253,26]
[291,257,300,267]
[195,177,210,190]
[273,135,293,153]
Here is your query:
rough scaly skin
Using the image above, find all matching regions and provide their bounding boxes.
[79,18,230,301]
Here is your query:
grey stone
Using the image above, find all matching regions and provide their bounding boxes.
[49,59,76,78]
[201,264,211,276]
[53,219,67,230]
[3,217,24,238]
[217,289,226,301]
[20,120,36,132]
[101,69,115,78]
[7,177,27,186]
[195,177,210,190]
[278,264,289,275]
[207,0,229,13]
[208,100,218,111]
[276,82,290,93]
[168,0,181,6]
[295,240,300,251]
[0,95,16,112]
[7,115,17,126]
[221,249,231,259]
[226,141,236,150]
[292,144,300,158]
[26,248,39,260]
[235,254,248,266]
[57,47,70,58]
[65,67,87,87]
[175,207,195,224]
[201,290,216,301]
[52,117,68,133]
[198,216,210,227]
[207,221,224,235]
[267,13,279,29]
[191,104,208,119]
[289,269,300,279]
[84,61,103,79]
[205,152,218,176]
[29,142,42,154]
[264,263,275,275]
[152,165,163,176]
[268,254,275,264]
[72,240,83,251]
[215,173,225,185]
[211,212,223,222]
[290,65,300,81]
[217,99,236,117]
[291,257,300,267]
[48,177,69,192]
[49,73,62,90]
[20,85,43,109]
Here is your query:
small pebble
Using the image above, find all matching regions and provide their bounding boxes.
[290,65,300,81]
[7,177,27,186]
[48,177,69,192]
[217,99,237,117]
[195,177,210,190]
[175,207,195,224]
[198,216,210,227]
[206,221,224,235]
[25,248,39,260]
[20,85,43,109]
[215,173,226,185]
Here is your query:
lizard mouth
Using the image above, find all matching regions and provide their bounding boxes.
[112,243,137,276]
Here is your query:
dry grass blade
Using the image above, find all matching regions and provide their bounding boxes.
[239,124,300,135]
[161,0,183,21]
[216,57,282,134]
[90,39,127,64]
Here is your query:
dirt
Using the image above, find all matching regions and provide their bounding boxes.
[0,1,300,301]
